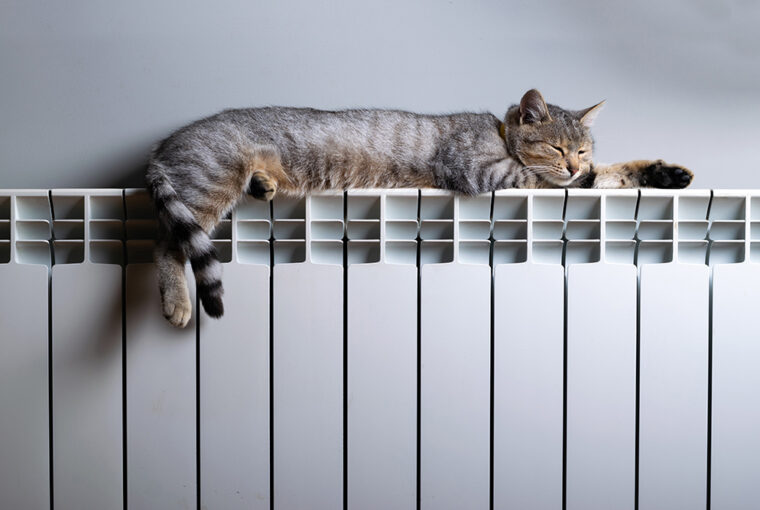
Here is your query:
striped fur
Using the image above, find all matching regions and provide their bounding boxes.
[146,89,693,327]
[147,167,225,320]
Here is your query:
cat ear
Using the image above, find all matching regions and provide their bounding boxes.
[519,89,552,124]
[577,100,605,127]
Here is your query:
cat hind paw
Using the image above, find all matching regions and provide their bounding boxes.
[249,171,278,201]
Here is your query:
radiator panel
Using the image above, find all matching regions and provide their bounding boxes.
[347,263,417,510]
[639,264,709,510]
[0,264,51,510]
[493,263,564,510]
[200,263,270,510]
[52,263,123,510]
[711,264,760,509]
[566,263,637,510]
[273,263,344,510]
[126,264,197,510]
[420,263,491,510]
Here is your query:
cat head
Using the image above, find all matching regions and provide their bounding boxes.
[505,89,604,186]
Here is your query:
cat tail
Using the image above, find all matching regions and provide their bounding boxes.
[146,163,225,318]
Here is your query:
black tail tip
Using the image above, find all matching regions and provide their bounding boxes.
[201,295,224,318]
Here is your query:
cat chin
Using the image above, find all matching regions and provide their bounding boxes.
[546,175,576,187]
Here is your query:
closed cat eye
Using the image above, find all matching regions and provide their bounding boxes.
[542,142,564,155]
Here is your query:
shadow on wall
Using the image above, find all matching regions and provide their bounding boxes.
[118,160,149,190]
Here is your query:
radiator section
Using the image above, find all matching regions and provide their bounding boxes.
[0,188,759,510]
[0,191,51,510]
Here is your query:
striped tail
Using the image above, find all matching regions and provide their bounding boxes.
[147,166,225,318]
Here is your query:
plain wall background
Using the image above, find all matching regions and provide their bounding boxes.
[1,0,758,189]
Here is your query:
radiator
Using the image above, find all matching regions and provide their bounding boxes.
[0,188,757,510]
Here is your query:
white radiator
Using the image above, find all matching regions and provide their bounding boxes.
[0,188,758,510]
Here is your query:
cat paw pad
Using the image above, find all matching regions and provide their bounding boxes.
[643,160,693,189]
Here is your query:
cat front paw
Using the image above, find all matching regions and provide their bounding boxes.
[642,160,693,189]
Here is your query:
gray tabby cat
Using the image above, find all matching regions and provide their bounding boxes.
[146,89,693,327]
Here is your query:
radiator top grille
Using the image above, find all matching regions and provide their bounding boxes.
[0,189,756,266]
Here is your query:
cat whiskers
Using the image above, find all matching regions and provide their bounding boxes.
[522,165,561,176]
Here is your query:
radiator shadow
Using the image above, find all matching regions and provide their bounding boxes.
[53,270,124,367]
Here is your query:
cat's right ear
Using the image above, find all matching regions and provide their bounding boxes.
[519,89,552,124]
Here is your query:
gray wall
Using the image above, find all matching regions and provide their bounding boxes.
[1,0,758,189]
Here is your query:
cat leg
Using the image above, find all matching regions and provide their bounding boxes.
[455,159,543,193]
[156,240,193,328]
[590,160,693,189]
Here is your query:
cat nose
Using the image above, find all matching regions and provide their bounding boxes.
[567,158,580,175]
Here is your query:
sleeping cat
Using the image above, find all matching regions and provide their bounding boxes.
[146,88,693,327]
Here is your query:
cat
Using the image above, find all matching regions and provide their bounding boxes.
[146,88,693,327]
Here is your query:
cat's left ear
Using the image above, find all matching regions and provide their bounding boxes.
[577,100,605,127]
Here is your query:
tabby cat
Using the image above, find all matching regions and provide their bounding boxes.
[146,89,693,327]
